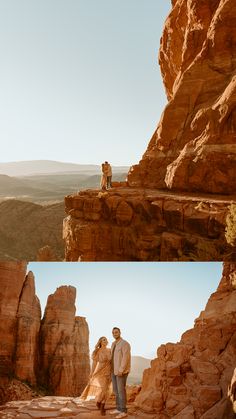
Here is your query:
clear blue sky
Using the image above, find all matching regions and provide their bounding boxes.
[28,262,222,359]
[0,0,171,166]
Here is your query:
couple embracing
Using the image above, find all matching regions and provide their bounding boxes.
[81,327,131,418]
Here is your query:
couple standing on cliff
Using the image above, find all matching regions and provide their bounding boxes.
[81,327,131,418]
[101,161,112,190]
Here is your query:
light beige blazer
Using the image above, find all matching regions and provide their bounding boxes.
[111,338,131,376]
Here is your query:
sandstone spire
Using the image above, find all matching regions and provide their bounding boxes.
[39,286,90,396]
[15,271,41,385]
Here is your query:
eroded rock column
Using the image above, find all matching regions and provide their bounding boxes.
[15,271,41,385]
[39,286,90,396]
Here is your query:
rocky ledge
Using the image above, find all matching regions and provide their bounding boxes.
[0,397,156,419]
[64,188,236,261]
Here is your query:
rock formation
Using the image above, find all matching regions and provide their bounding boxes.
[14,271,41,386]
[0,262,29,379]
[64,0,236,262]
[0,262,90,404]
[39,286,90,396]
[64,188,234,261]
[228,367,236,414]
[128,0,236,194]
[134,262,236,418]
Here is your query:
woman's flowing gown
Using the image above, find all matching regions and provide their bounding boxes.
[100,173,107,190]
[80,348,111,403]
[100,163,107,190]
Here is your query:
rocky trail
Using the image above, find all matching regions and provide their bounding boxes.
[0,398,153,419]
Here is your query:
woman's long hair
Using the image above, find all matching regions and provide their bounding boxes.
[92,336,107,359]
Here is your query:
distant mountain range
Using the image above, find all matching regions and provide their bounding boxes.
[0,160,130,177]
[128,356,151,385]
[0,160,129,203]
[0,160,130,259]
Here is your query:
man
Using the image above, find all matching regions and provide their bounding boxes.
[104,161,112,189]
[109,327,131,418]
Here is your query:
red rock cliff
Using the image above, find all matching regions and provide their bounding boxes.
[135,262,236,418]
[128,0,236,194]
[0,262,30,379]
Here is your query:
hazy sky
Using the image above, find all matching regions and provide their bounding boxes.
[28,262,222,359]
[0,0,171,166]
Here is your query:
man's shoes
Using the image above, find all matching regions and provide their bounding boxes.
[109,410,121,415]
[115,413,128,418]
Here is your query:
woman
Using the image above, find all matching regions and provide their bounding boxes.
[80,336,111,416]
[100,163,107,190]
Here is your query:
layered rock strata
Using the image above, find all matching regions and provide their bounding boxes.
[128,0,236,194]
[0,262,90,403]
[64,189,235,261]
[39,286,90,396]
[134,263,236,418]
[14,271,41,385]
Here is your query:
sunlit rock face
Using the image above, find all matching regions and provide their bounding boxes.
[128,0,236,194]
[14,271,41,385]
[0,262,33,380]
[0,262,90,403]
[135,263,236,418]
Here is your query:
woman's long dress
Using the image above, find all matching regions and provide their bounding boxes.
[100,164,107,190]
[80,348,111,403]
[100,173,107,190]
